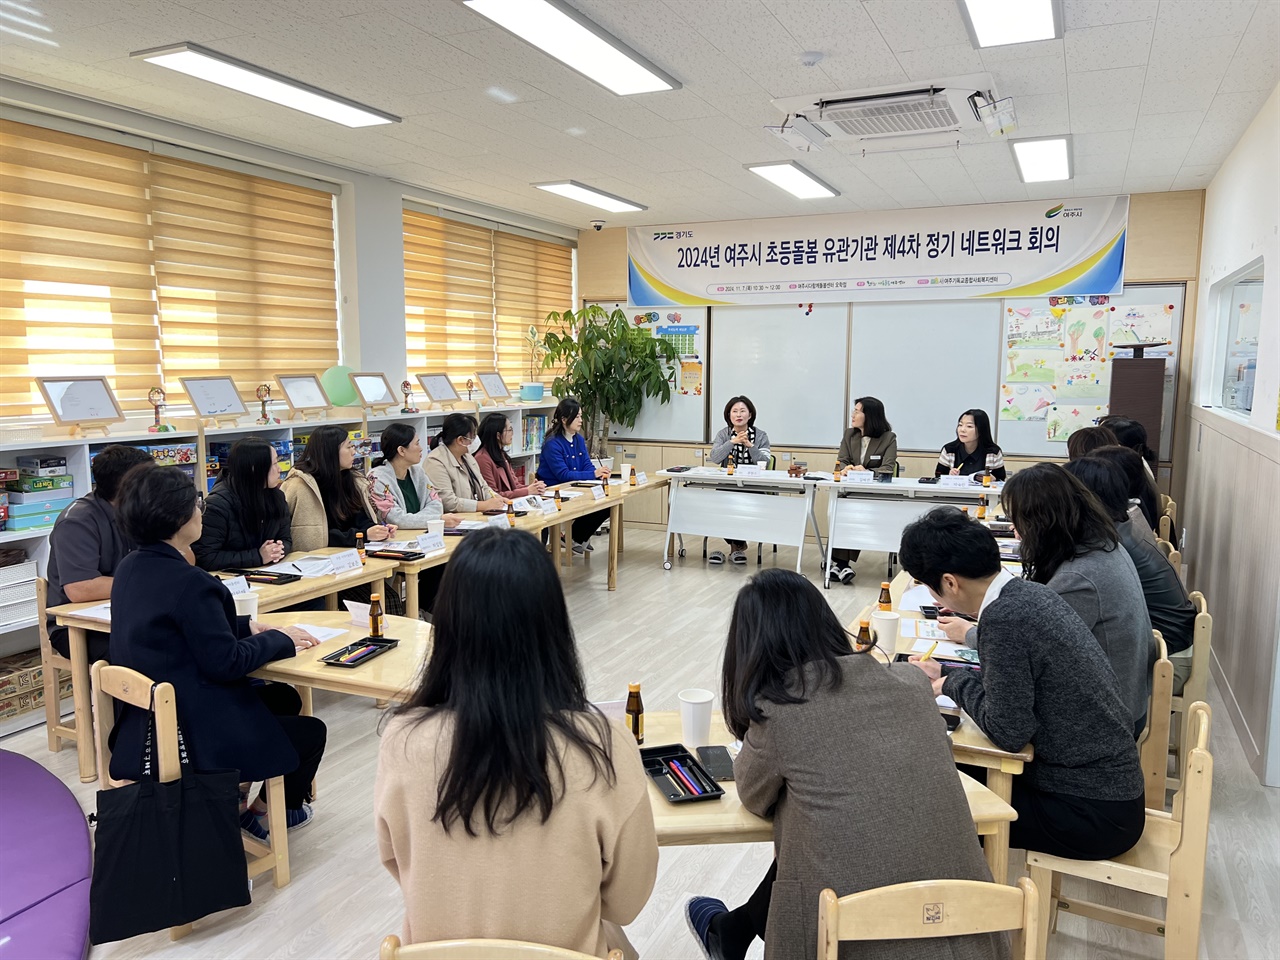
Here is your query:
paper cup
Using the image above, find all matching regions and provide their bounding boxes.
[757,460,768,469]
[870,610,900,647]
[619,463,633,482]
[678,688,714,747]
[426,519,445,537]
[232,590,259,618]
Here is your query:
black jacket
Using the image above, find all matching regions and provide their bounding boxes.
[108,542,298,782]
[193,480,292,572]
[1117,519,1196,654]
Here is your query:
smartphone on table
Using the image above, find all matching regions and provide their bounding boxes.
[695,745,735,781]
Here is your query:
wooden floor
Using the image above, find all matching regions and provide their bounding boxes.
[6,530,1277,959]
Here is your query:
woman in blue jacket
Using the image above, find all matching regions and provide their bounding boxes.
[538,398,610,554]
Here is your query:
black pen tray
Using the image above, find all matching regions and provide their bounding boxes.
[366,549,426,560]
[639,743,725,803]
[320,637,398,668]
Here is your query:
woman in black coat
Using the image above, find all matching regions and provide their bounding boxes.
[109,465,327,837]
[193,437,292,571]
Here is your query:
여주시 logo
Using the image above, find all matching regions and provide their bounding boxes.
[1045,204,1064,218]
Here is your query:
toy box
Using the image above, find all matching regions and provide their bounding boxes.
[15,455,66,470]
[4,514,58,531]
[7,500,72,519]
[5,488,75,504]
[5,475,75,494]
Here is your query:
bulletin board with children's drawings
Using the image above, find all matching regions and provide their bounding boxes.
[997,284,1184,458]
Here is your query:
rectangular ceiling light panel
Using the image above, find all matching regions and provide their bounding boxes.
[463,0,678,96]
[533,180,647,212]
[746,162,839,199]
[132,42,400,127]
[959,0,1062,48]
[1011,136,1072,182]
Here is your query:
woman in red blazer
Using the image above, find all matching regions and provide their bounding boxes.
[474,413,547,499]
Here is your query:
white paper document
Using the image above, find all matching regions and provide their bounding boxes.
[293,624,348,642]
[343,600,370,626]
[901,620,955,641]
[73,602,112,624]
[897,583,936,612]
[936,695,958,710]
[263,556,334,578]
[454,520,488,531]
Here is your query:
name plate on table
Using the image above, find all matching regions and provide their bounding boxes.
[223,575,250,594]
[540,498,559,515]
[636,471,648,484]
[608,478,624,488]
[416,531,445,553]
[840,470,875,483]
[330,548,362,573]
[489,514,509,528]
[590,485,606,501]
[938,476,972,488]
[735,464,764,477]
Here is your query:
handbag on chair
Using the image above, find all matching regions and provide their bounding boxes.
[89,686,250,944]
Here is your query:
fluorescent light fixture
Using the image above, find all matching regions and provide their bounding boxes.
[462,0,679,96]
[131,42,400,127]
[745,161,839,199]
[958,0,1062,48]
[533,180,647,213]
[1010,136,1073,183]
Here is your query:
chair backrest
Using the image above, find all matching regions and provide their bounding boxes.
[1138,631,1173,807]
[1156,538,1182,569]
[1159,493,1171,514]
[817,877,1040,960]
[1181,592,1213,707]
[36,577,59,662]
[91,661,182,786]
[379,937,621,960]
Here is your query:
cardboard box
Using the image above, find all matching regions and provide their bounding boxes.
[4,514,57,531]
[19,466,68,478]
[5,475,75,494]
[0,650,42,696]
[0,678,74,721]
[0,469,17,483]
[16,455,68,470]
[7,500,71,519]
[5,487,75,504]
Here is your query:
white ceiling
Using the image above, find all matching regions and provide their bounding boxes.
[2,0,1277,230]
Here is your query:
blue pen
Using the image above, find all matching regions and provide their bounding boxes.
[668,759,703,796]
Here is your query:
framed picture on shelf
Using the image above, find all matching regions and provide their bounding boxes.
[180,376,248,420]
[475,371,511,403]
[347,371,397,409]
[417,373,460,406]
[36,376,125,429]
[274,374,332,418]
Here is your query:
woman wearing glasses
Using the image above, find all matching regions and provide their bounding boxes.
[423,413,507,515]
[109,465,328,837]
[474,412,548,500]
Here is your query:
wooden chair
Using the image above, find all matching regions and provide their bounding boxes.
[1168,592,1212,792]
[91,660,292,933]
[37,578,78,754]
[1137,631,1174,808]
[379,936,622,960]
[1027,702,1213,960]
[1158,498,1177,543]
[817,877,1040,960]
[1156,537,1181,570]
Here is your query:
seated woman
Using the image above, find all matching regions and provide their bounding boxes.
[935,408,1005,480]
[375,528,658,957]
[537,398,611,556]
[474,412,548,500]
[708,395,772,565]
[109,465,327,837]
[367,422,460,530]
[1100,415,1158,477]
[194,437,292,572]
[830,396,897,584]
[1065,424,1119,460]
[900,508,1145,863]
[1091,444,1164,543]
[281,424,396,552]
[687,568,1004,960]
[1064,457,1196,694]
[423,413,508,515]
[999,464,1154,736]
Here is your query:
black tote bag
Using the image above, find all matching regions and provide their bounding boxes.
[89,686,251,944]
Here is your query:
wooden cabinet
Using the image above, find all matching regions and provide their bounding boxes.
[608,441,668,524]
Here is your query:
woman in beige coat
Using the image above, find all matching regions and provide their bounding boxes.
[687,569,1007,960]
[375,528,657,957]
[281,424,395,552]
[422,413,507,514]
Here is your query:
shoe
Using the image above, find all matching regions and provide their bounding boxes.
[838,565,856,584]
[240,808,269,842]
[686,896,728,960]
[572,541,586,556]
[708,551,726,565]
[285,802,315,831]
[583,539,594,552]
[729,550,747,565]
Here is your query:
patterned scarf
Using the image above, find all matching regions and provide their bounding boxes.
[730,425,757,466]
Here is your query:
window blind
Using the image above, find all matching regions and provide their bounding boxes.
[0,119,161,417]
[494,231,573,388]
[150,156,339,399]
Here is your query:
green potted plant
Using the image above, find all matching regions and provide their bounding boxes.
[521,324,547,402]
[542,305,678,457]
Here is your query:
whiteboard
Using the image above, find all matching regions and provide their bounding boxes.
[181,376,247,418]
[849,300,1001,457]
[600,302,708,443]
[710,303,849,448]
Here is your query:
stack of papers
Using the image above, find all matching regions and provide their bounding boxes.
[900,619,953,641]
[897,583,935,612]
[454,520,488,531]
[73,602,112,623]
[293,624,348,643]
[261,556,335,578]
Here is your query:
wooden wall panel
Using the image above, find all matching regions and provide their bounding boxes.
[577,226,628,302]
[1183,407,1280,781]
[1126,191,1204,281]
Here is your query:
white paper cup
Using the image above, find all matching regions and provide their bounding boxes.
[426,519,445,537]
[678,688,714,747]
[870,610,900,647]
[620,463,633,482]
[757,460,768,469]
[232,590,259,618]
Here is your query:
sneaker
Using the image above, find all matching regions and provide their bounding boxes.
[572,541,586,556]
[583,539,594,552]
[838,565,856,584]
[239,808,269,842]
[285,802,315,831]
[729,550,747,565]
[686,896,728,960]
[708,550,726,565]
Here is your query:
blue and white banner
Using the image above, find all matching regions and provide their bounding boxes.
[628,195,1128,306]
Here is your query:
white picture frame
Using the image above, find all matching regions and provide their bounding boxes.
[475,371,511,402]
[179,376,248,419]
[36,376,125,427]
[274,373,332,415]
[347,371,397,408]
[417,372,460,404]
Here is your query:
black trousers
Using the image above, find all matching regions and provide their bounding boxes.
[416,565,447,615]
[830,548,862,565]
[50,625,110,665]
[1009,779,1146,860]
[711,860,777,959]
[253,684,326,810]
[572,509,609,543]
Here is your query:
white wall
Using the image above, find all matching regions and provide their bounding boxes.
[1185,82,1280,783]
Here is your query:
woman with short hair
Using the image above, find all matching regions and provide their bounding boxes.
[1066,424,1119,460]
[707,395,772,565]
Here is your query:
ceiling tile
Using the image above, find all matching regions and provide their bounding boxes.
[1126,136,1192,176]
[863,0,970,52]
[1121,174,1176,192]
[1069,174,1126,194]
[1139,79,1220,116]
[1063,0,1160,29]
[1151,0,1259,40]
[989,56,1069,96]
[1133,111,1205,140]
[1013,92,1071,130]
[1145,33,1239,84]
[977,182,1030,203]
[1063,20,1155,71]
[893,43,987,81]
[1219,1,1280,92]
[978,38,1066,64]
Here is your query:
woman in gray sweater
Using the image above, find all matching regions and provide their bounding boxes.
[707,395,771,565]
[1000,464,1154,736]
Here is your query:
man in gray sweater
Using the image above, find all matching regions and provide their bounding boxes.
[899,507,1145,861]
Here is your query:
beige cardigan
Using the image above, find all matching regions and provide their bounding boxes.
[375,711,658,957]
[280,469,377,553]
[423,444,497,513]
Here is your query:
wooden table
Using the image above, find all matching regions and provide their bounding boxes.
[851,571,1034,883]
[47,548,397,783]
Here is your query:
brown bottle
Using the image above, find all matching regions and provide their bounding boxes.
[506,501,515,527]
[977,494,987,520]
[726,459,735,475]
[982,469,993,487]
[878,582,892,611]
[369,592,384,639]
[961,506,970,517]
[554,487,563,511]
[856,619,873,647]
[625,682,644,744]
[629,470,637,486]
[356,531,366,565]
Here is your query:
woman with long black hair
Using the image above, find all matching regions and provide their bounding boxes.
[474,412,548,500]
[537,397,611,555]
[375,528,657,956]
[687,568,1002,960]
[935,408,1006,479]
[194,437,293,571]
[281,424,395,553]
[830,395,897,583]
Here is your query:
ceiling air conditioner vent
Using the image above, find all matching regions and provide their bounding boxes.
[818,89,960,137]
